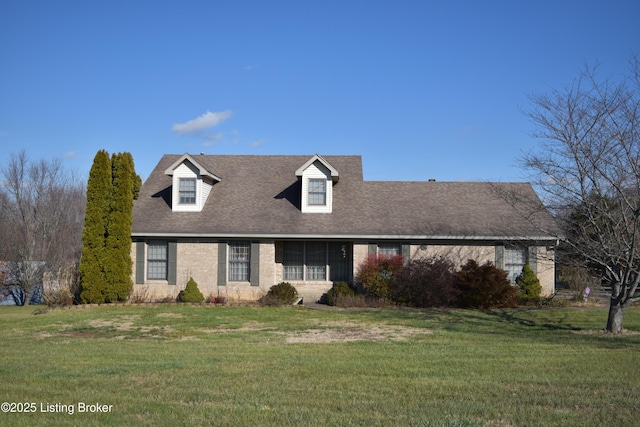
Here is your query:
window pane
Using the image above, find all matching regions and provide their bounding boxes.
[179,178,196,204]
[378,243,401,257]
[505,247,527,282]
[229,241,250,281]
[283,241,304,280]
[147,241,168,280]
[306,242,326,280]
[308,179,326,206]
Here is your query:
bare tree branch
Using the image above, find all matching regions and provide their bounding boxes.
[0,150,85,305]
[522,58,640,333]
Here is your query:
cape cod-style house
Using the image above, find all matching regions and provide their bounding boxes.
[131,154,559,302]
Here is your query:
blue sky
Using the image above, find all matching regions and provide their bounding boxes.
[1,0,638,183]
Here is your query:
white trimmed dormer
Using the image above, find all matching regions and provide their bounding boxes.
[164,154,221,212]
[295,154,339,213]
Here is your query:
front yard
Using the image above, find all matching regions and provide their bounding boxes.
[0,304,638,426]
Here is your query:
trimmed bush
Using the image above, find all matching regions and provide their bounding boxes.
[455,260,518,309]
[324,281,359,306]
[391,256,459,307]
[356,255,404,300]
[79,150,112,304]
[260,282,298,306]
[79,150,139,304]
[178,278,204,303]
[516,263,542,304]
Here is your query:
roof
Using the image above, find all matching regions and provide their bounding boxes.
[164,153,222,182]
[132,154,560,241]
[295,153,340,182]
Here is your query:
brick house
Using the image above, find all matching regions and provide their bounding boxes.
[131,154,560,302]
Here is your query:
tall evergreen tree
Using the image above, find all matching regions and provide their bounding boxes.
[79,150,112,303]
[104,152,134,301]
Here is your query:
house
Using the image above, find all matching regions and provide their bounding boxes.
[0,261,44,305]
[131,154,560,302]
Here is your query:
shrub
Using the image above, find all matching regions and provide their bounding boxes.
[207,295,226,304]
[178,278,204,303]
[516,264,542,304]
[356,255,404,300]
[391,256,459,307]
[455,260,518,308]
[43,267,79,307]
[323,281,359,306]
[260,282,298,306]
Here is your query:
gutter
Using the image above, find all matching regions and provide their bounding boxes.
[131,232,558,242]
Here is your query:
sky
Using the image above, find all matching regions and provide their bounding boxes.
[1,0,639,184]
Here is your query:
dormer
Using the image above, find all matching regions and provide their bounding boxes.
[164,154,221,212]
[295,154,339,213]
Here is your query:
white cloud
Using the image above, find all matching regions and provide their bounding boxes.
[172,110,232,135]
[250,139,266,148]
[63,151,76,158]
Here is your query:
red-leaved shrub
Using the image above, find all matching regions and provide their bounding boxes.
[391,256,459,307]
[355,255,404,300]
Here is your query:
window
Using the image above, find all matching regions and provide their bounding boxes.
[283,241,304,280]
[308,179,326,206]
[229,241,250,281]
[306,242,326,280]
[505,246,527,282]
[179,178,196,204]
[283,241,350,281]
[378,243,401,258]
[147,241,168,280]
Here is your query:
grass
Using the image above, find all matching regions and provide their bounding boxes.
[0,304,639,426]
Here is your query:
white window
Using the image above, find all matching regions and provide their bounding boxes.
[505,247,527,282]
[179,178,196,204]
[229,241,250,281]
[306,242,327,280]
[308,179,326,206]
[283,241,304,280]
[147,241,168,280]
[378,243,401,258]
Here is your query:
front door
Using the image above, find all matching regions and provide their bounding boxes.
[328,242,352,282]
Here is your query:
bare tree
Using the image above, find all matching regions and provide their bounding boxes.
[523,57,640,333]
[0,150,85,305]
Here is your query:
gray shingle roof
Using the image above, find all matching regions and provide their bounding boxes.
[132,154,560,240]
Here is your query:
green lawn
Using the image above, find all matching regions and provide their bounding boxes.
[0,304,638,426]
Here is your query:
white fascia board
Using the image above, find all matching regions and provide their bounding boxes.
[164,153,221,182]
[295,154,339,182]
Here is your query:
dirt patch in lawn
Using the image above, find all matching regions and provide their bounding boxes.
[284,320,433,343]
[156,313,184,318]
[88,315,142,331]
[198,321,273,335]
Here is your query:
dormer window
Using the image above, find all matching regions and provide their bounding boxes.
[308,179,327,206]
[179,178,197,204]
[295,154,339,213]
[164,153,221,212]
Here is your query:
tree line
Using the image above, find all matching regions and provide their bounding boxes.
[0,150,140,305]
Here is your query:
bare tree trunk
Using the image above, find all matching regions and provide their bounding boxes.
[606,301,625,334]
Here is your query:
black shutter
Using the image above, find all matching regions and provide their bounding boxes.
[528,246,538,273]
[250,242,260,286]
[168,241,177,285]
[495,245,505,269]
[218,241,227,286]
[135,241,145,284]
